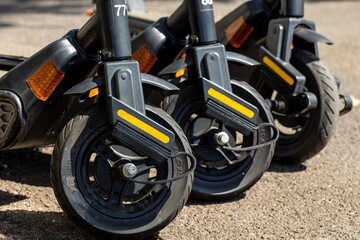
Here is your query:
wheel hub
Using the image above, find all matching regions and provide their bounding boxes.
[121,163,138,178]
[214,131,230,146]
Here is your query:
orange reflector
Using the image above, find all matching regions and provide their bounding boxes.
[225,16,254,49]
[291,44,294,50]
[89,88,99,98]
[175,68,185,78]
[86,9,94,17]
[27,59,65,101]
[130,45,157,73]
[175,53,187,78]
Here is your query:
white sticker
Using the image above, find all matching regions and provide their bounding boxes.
[201,0,213,6]
[114,4,128,16]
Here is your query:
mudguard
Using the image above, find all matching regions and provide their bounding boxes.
[64,72,179,95]
[294,28,333,45]
[266,18,333,61]
[158,51,259,76]
[226,51,259,66]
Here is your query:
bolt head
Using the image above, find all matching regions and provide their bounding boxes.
[121,72,128,80]
[122,163,137,178]
[215,132,230,145]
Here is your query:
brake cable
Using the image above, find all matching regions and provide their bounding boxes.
[222,123,279,152]
[126,151,196,185]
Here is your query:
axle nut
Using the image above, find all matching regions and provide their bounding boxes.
[215,132,230,145]
[122,163,138,178]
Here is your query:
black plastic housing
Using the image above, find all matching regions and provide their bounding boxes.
[0,31,99,150]
[280,0,304,17]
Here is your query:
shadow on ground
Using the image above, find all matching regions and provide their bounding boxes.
[0,190,27,206]
[0,148,51,187]
[187,193,246,206]
[0,209,166,240]
[0,209,96,239]
[267,161,307,173]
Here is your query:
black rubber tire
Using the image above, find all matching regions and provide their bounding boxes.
[258,49,339,163]
[163,81,275,201]
[50,105,193,240]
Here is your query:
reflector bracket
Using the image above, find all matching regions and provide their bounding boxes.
[117,109,170,144]
[208,88,255,118]
[263,56,294,86]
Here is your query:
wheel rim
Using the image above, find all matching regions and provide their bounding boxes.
[259,59,322,148]
[269,88,315,146]
[178,101,255,183]
[76,126,172,219]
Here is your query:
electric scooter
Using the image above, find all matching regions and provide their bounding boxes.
[131,0,279,200]
[0,0,195,239]
[127,0,353,164]
[1,0,279,201]
[216,0,353,163]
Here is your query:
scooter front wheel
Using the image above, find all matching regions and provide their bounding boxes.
[258,49,339,163]
[163,81,275,200]
[50,105,193,239]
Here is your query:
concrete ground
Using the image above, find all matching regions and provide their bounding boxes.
[0,0,359,239]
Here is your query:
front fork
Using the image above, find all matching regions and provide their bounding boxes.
[191,44,260,136]
[102,60,176,164]
[132,0,276,141]
[261,17,352,115]
[96,0,178,164]
[260,18,315,112]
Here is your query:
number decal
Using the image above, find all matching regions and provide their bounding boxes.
[114,4,128,16]
[201,0,213,6]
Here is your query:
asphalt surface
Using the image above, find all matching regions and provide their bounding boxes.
[0,0,359,239]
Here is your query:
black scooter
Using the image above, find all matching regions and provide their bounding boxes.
[128,0,353,164]
[0,0,278,228]
[130,0,278,200]
[0,0,195,239]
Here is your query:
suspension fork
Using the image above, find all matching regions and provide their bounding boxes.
[76,0,178,164]
[162,0,263,136]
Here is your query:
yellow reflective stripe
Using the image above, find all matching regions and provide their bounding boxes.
[208,88,255,118]
[263,56,294,86]
[117,110,170,144]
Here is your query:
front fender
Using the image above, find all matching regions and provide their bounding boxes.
[226,51,260,67]
[141,73,179,91]
[158,51,259,76]
[294,28,333,45]
[64,73,179,96]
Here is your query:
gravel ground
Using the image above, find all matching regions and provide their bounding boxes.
[0,0,359,239]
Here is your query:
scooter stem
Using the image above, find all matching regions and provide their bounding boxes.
[96,0,132,60]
